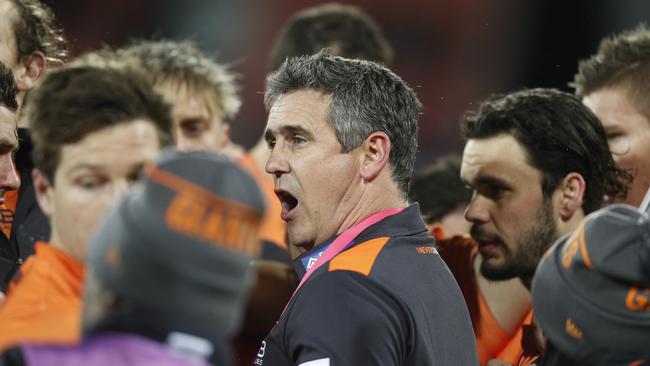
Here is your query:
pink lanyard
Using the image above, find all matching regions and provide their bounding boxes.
[281,206,406,316]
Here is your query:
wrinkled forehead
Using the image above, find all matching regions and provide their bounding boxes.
[266,90,332,131]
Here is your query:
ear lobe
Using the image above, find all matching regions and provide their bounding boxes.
[359,132,391,182]
[32,169,53,218]
[558,172,586,221]
[15,52,46,92]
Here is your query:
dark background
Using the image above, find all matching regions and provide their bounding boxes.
[45,0,650,170]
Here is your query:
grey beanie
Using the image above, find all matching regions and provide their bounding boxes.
[87,150,265,342]
[532,199,650,364]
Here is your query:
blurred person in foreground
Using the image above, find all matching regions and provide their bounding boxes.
[459,88,630,366]
[0,64,173,351]
[0,0,67,293]
[255,50,477,365]
[576,24,650,208]
[0,150,266,366]
[409,154,530,365]
[532,188,650,365]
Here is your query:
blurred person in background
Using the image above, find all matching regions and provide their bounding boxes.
[409,153,530,365]
[408,154,472,239]
[0,0,67,294]
[460,88,629,366]
[575,24,650,209]
[532,189,650,365]
[112,39,291,263]
[0,151,267,366]
[256,50,477,365]
[0,64,173,351]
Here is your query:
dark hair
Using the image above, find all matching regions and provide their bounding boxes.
[24,66,173,182]
[269,3,394,71]
[8,0,68,66]
[461,88,631,214]
[574,24,650,119]
[0,62,17,111]
[408,154,471,223]
[266,50,421,195]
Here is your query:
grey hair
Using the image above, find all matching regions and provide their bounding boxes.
[265,50,422,195]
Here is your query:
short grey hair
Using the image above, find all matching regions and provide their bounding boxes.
[265,50,421,195]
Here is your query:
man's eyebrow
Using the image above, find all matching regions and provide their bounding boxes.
[472,174,513,189]
[264,125,314,143]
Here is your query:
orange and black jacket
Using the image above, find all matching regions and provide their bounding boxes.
[254,204,478,366]
[0,129,50,291]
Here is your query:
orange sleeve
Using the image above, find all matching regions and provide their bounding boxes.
[0,245,83,351]
[437,236,511,365]
[496,310,534,365]
[0,189,19,239]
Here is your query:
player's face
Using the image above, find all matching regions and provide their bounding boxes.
[264,90,360,251]
[158,81,229,153]
[461,134,559,280]
[583,85,650,207]
[0,105,20,203]
[36,120,161,263]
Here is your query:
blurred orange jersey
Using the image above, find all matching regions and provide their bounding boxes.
[0,242,84,351]
[0,189,18,239]
[437,236,530,365]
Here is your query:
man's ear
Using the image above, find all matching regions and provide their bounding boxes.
[359,131,391,182]
[32,169,53,218]
[14,51,46,92]
[557,172,586,221]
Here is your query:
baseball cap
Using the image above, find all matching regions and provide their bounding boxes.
[532,189,650,364]
[87,149,265,342]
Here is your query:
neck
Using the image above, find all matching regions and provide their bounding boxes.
[335,180,406,238]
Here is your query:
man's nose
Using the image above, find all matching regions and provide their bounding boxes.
[0,155,20,193]
[464,194,490,225]
[265,147,290,179]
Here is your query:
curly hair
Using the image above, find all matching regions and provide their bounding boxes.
[8,0,68,67]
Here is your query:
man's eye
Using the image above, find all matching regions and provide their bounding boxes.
[181,121,209,137]
[480,186,504,200]
[291,136,306,145]
[76,176,106,190]
[266,140,276,149]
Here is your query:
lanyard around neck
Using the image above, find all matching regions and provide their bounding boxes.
[281,207,406,316]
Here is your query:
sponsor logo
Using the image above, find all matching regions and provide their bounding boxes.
[416,246,437,254]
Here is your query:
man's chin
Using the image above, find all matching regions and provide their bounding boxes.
[479,261,519,281]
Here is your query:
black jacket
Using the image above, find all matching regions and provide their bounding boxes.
[255,204,479,366]
[0,128,50,292]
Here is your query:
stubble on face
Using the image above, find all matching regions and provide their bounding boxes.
[477,198,558,281]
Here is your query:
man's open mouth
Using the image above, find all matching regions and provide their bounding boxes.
[276,189,299,221]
